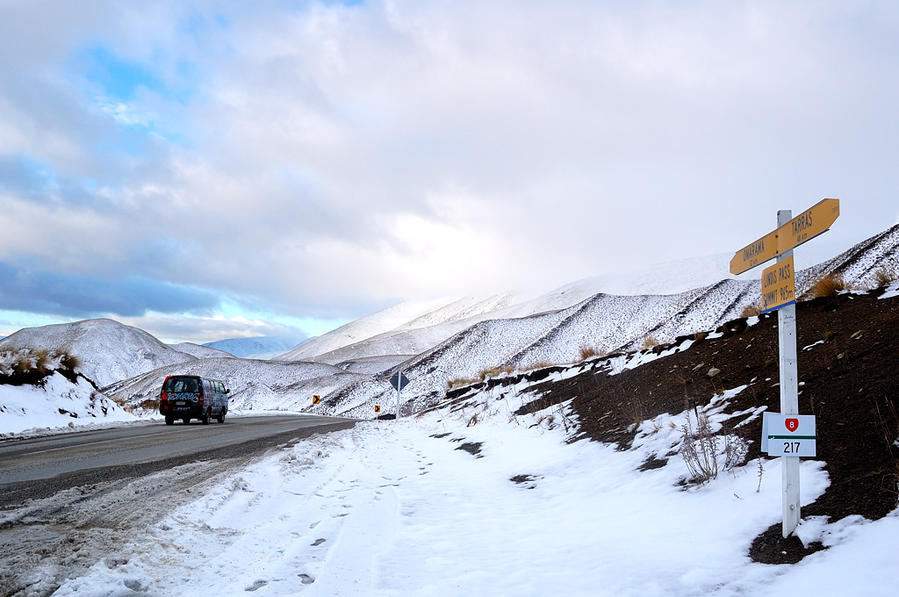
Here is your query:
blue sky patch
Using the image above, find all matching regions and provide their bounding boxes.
[0,260,220,319]
[78,45,165,102]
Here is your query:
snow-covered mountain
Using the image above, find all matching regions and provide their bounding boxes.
[305,224,899,418]
[204,336,306,359]
[276,298,462,361]
[170,342,233,359]
[0,319,197,387]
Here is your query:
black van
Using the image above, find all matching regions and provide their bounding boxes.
[158,375,229,425]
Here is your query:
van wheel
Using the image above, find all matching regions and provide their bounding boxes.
[216,411,225,424]
[201,409,210,425]
[183,417,190,424]
[165,416,174,425]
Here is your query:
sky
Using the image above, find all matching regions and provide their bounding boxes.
[1,0,898,344]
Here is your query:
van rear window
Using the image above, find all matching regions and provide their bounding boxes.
[163,377,199,393]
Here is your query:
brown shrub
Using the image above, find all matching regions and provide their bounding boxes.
[447,377,479,390]
[741,303,762,318]
[641,335,659,350]
[478,365,514,381]
[579,346,600,360]
[810,274,845,298]
[874,268,895,288]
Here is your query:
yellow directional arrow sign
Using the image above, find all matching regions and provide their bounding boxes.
[730,229,779,276]
[730,198,840,275]
[780,198,840,253]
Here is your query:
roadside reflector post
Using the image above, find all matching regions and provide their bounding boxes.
[389,371,410,420]
[776,209,801,538]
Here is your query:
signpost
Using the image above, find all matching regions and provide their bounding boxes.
[732,198,839,538]
[312,395,321,405]
[761,256,795,314]
[389,370,410,419]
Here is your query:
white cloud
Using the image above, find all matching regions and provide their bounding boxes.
[1,0,898,331]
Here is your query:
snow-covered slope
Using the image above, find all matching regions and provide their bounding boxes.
[799,223,899,291]
[204,336,305,359]
[332,355,414,375]
[277,299,453,361]
[170,342,233,359]
[284,263,756,367]
[0,373,135,436]
[0,319,196,387]
[104,357,367,413]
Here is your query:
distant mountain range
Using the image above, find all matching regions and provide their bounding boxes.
[170,342,233,359]
[204,336,307,359]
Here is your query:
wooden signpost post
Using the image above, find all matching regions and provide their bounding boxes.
[731,198,839,538]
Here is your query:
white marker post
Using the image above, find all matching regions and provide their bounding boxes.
[777,209,801,538]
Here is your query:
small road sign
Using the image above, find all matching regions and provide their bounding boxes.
[374,405,381,413]
[390,371,410,391]
[761,255,795,314]
[762,412,816,457]
[730,198,840,274]
[312,395,321,405]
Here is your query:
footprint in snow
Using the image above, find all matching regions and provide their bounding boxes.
[298,574,315,585]
[311,538,326,546]
[245,579,268,592]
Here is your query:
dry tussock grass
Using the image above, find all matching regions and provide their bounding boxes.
[641,335,660,350]
[874,268,895,288]
[810,274,845,298]
[478,365,514,381]
[741,303,762,318]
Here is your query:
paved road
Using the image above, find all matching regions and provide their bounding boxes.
[0,414,358,596]
[0,414,355,488]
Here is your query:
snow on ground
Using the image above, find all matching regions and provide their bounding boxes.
[0,374,136,436]
[50,386,898,597]
[879,281,899,300]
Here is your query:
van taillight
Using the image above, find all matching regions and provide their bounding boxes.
[160,392,168,402]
